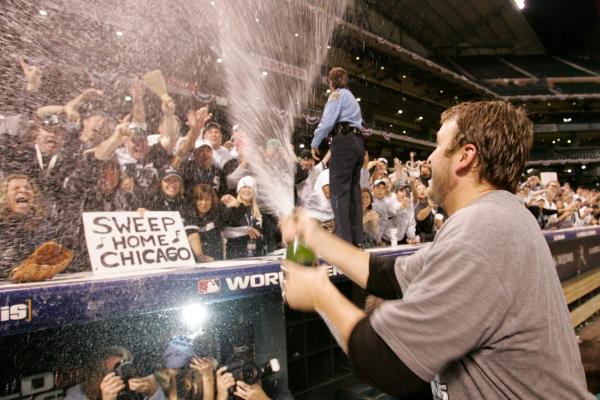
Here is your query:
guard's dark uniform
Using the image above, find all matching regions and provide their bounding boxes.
[311,88,364,245]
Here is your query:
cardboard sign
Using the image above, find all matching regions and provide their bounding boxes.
[82,211,194,272]
[540,172,558,186]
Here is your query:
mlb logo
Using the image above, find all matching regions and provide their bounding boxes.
[197,279,221,294]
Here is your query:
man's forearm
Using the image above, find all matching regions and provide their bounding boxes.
[307,227,370,288]
[416,206,431,221]
[202,375,214,400]
[94,135,121,161]
[315,279,366,353]
[159,115,179,153]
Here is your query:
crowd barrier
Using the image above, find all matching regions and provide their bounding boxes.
[0,226,598,399]
[1,226,598,337]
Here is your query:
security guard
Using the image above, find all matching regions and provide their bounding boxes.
[311,67,364,245]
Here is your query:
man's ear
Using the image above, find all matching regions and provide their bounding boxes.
[455,144,478,175]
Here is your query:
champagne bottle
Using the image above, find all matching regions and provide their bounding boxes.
[286,237,318,267]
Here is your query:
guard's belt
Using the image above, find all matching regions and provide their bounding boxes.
[330,121,362,138]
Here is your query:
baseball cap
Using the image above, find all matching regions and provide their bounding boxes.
[159,166,182,181]
[195,140,212,150]
[237,175,257,193]
[299,149,312,159]
[394,181,409,192]
[373,179,386,187]
[162,336,194,369]
[204,121,222,131]
[128,123,147,140]
[266,138,283,149]
[377,157,388,165]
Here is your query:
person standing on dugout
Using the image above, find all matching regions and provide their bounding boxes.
[311,67,364,246]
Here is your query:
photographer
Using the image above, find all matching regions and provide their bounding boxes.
[65,346,166,400]
[215,366,292,400]
[154,335,215,400]
[216,368,268,400]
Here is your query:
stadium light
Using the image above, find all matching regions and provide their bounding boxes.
[581,165,586,170]
[513,0,525,10]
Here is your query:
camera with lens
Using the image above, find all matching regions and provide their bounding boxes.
[225,358,280,395]
[114,360,137,390]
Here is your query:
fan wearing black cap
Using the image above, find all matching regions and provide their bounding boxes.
[0,108,81,206]
[144,166,192,222]
[94,93,206,192]
[179,141,226,197]
[74,154,145,214]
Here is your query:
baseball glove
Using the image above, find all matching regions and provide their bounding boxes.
[9,241,74,283]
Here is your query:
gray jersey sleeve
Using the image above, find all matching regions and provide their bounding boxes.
[372,216,510,381]
[393,244,428,293]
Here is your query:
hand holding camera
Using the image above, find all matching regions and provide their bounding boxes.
[234,381,270,400]
[100,372,125,400]
[128,374,159,397]
[190,356,217,377]
[216,367,236,400]
[217,358,279,400]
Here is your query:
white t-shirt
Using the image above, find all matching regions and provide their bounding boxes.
[305,169,333,222]
[297,162,325,206]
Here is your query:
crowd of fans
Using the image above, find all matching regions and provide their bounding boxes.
[0,59,598,280]
[517,175,600,230]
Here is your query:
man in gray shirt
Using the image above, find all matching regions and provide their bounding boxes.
[280,101,593,399]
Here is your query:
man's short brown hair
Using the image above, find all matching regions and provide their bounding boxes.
[441,101,533,193]
[328,67,349,89]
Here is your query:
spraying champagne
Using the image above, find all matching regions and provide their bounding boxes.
[285,236,317,267]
